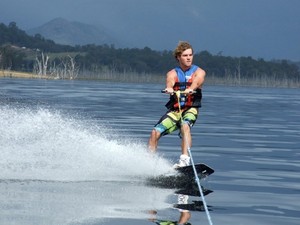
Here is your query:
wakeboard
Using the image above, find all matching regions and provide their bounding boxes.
[146,163,214,192]
[146,163,214,196]
[175,163,214,178]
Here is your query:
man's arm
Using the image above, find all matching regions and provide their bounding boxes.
[185,68,206,93]
[165,69,177,93]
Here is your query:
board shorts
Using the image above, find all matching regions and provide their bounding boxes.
[154,107,198,137]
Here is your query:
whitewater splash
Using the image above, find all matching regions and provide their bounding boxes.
[0,105,172,182]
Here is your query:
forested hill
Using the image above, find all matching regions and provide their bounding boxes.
[1,21,299,86]
[0,22,74,52]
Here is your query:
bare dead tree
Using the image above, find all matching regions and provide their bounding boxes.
[42,52,49,76]
[60,59,68,79]
[34,52,49,76]
[49,61,61,79]
[67,55,78,79]
[236,59,241,85]
[47,55,78,79]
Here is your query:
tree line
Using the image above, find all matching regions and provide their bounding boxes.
[1,22,299,86]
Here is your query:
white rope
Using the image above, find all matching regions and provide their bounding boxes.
[176,91,214,225]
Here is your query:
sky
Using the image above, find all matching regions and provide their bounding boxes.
[1,0,300,61]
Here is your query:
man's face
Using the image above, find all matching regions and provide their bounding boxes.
[178,48,193,68]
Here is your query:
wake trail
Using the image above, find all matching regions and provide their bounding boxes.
[0,106,172,182]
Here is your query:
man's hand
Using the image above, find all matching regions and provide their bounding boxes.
[164,87,174,94]
[183,88,194,95]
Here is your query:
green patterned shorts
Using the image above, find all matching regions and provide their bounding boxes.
[154,107,198,136]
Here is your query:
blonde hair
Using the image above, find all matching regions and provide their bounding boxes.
[173,41,193,59]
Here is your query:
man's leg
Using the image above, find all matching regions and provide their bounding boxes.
[148,129,161,152]
[148,111,180,153]
[180,123,192,156]
[173,107,198,167]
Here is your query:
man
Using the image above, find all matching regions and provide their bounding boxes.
[148,41,206,167]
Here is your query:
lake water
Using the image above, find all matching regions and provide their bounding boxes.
[0,77,299,225]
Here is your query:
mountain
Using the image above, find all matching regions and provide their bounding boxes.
[27,18,120,47]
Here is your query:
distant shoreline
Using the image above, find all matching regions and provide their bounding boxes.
[0,70,46,79]
[1,70,299,88]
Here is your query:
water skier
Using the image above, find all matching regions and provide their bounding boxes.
[148,41,206,167]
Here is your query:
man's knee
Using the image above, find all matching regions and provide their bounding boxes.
[151,129,161,139]
[181,123,191,134]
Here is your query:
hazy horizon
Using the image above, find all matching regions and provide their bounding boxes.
[1,0,300,61]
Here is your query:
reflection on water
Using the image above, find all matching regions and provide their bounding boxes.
[0,177,208,225]
[0,180,165,225]
[0,78,300,225]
